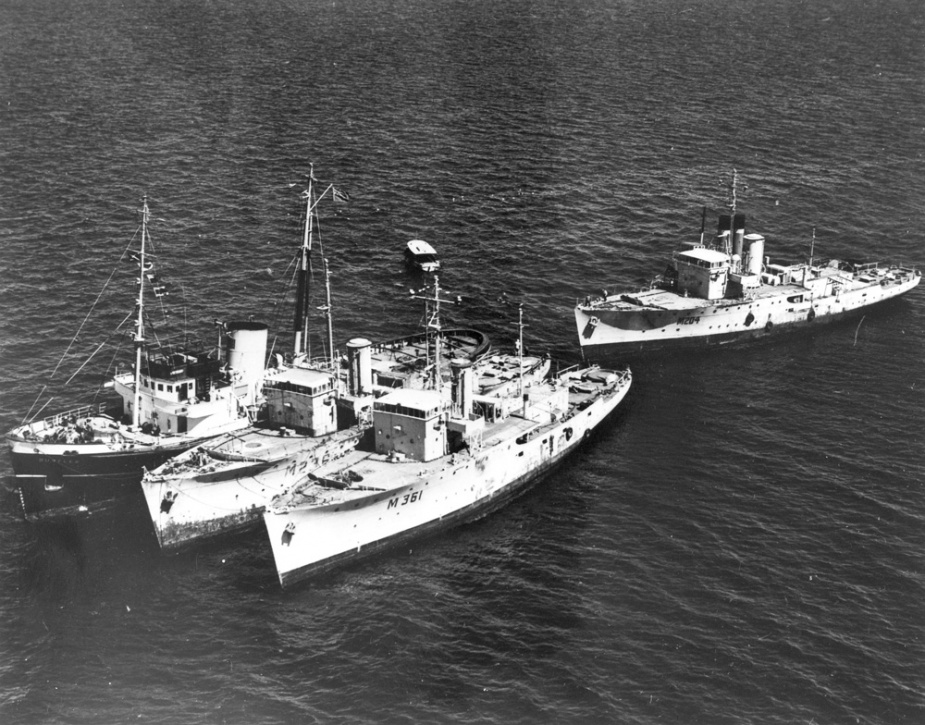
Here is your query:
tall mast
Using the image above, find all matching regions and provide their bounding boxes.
[293,170,315,357]
[411,277,443,392]
[699,206,707,247]
[132,196,149,428]
[291,169,339,361]
[322,257,335,369]
[518,303,526,416]
[431,276,442,392]
[726,168,738,258]
[809,227,815,268]
[803,226,817,288]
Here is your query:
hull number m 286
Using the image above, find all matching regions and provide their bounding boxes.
[678,316,701,325]
[388,491,423,509]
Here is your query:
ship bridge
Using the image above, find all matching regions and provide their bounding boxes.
[676,248,730,300]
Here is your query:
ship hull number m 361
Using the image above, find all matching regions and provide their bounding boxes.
[388,491,423,509]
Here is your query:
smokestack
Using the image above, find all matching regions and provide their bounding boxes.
[346,338,372,396]
[733,214,745,257]
[745,234,765,276]
[224,321,269,388]
[450,358,473,420]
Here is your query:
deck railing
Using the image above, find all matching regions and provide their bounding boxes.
[39,403,109,429]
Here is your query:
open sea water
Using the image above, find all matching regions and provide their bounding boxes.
[1,0,923,723]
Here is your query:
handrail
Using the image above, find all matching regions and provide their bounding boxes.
[39,403,109,428]
[556,363,584,376]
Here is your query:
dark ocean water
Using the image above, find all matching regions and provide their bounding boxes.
[1,0,923,723]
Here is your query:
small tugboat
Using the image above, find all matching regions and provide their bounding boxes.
[6,198,268,520]
[404,239,440,272]
[263,304,631,588]
[574,171,921,358]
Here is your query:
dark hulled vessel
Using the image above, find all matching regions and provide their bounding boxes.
[6,199,267,520]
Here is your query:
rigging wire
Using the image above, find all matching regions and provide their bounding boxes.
[64,340,110,386]
[27,397,56,424]
[21,385,48,424]
[50,225,142,379]
[62,309,134,389]
[93,325,130,405]
[265,251,299,365]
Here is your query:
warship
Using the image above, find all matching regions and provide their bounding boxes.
[575,173,920,358]
[263,306,631,588]
[142,251,546,551]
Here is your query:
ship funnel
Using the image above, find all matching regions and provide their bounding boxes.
[744,234,765,276]
[718,213,746,234]
[450,358,473,420]
[734,216,745,258]
[346,338,373,396]
[718,214,746,256]
[225,321,269,387]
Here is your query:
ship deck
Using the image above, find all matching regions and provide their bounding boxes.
[581,261,919,315]
[272,370,625,513]
[590,282,818,312]
[272,402,552,511]
[203,425,336,459]
[367,330,489,387]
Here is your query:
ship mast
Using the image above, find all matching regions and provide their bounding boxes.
[292,168,339,362]
[410,277,444,392]
[321,257,335,369]
[809,227,815,268]
[132,196,150,428]
[726,168,738,258]
[803,227,816,288]
[699,206,707,247]
[518,303,526,416]
[431,276,442,392]
[293,171,315,358]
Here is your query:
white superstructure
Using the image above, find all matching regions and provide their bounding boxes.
[575,177,919,357]
[6,198,269,520]
[264,359,631,588]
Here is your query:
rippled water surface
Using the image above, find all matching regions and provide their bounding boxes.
[1,1,923,723]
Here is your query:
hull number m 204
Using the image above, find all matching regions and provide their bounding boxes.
[678,316,701,325]
[388,491,423,509]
